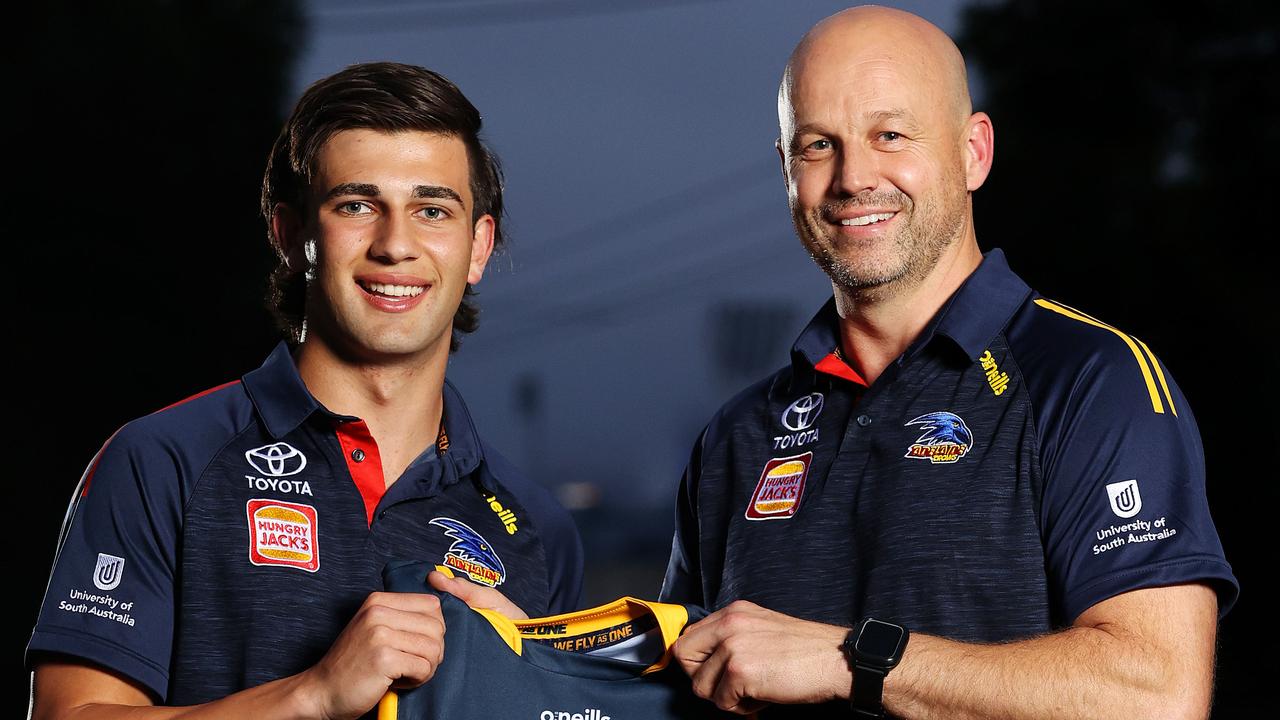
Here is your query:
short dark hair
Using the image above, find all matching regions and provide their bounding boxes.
[260,61,505,349]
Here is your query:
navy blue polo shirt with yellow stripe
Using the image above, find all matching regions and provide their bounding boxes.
[27,342,583,705]
[661,249,1237,646]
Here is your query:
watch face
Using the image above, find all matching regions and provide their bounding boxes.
[855,619,905,661]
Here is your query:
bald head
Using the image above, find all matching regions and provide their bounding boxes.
[775,5,994,303]
[780,6,972,139]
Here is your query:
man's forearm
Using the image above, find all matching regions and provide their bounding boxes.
[33,665,323,720]
[881,586,1217,720]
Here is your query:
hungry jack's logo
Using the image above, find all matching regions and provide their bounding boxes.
[430,517,506,587]
[745,452,811,520]
[904,412,973,464]
[247,499,319,572]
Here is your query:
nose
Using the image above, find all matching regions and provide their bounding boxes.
[831,141,878,197]
[368,211,419,264]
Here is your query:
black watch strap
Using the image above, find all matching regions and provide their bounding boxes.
[850,663,887,718]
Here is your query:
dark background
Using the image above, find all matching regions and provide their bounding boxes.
[13,0,1276,714]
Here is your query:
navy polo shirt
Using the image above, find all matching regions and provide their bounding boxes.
[27,342,583,705]
[661,249,1237,643]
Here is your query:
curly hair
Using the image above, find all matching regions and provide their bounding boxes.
[260,62,505,350]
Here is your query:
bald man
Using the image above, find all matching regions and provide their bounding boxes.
[660,7,1236,719]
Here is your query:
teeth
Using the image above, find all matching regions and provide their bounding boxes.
[363,282,425,297]
[840,212,896,227]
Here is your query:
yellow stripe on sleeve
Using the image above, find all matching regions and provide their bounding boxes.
[1135,337,1177,417]
[1033,299,1165,414]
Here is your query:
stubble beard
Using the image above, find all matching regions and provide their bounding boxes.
[793,183,967,303]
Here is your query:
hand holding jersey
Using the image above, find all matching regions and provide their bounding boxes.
[673,600,850,714]
[299,577,527,720]
[299,592,447,719]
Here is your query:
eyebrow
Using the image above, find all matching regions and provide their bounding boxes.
[789,109,925,146]
[323,183,463,204]
[412,185,463,204]
[868,109,923,132]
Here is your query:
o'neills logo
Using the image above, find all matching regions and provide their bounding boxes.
[745,452,811,521]
[979,349,1011,396]
[540,710,610,720]
[247,499,319,572]
[484,493,519,535]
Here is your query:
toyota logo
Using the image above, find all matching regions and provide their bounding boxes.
[245,442,307,477]
[781,393,825,431]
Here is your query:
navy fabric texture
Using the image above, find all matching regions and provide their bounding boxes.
[27,343,583,704]
[662,249,1237,715]
[383,559,730,720]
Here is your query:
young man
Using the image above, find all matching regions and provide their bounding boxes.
[662,7,1236,719]
[27,62,582,719]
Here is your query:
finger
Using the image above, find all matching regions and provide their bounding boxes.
[353,602,447,642]
[710,659,754,714]
[382,646,440,689]
[354,621,446,689]
[429,571,528,620]
[727,698,769,715]
[671,617,727,676]
[688,642,731,701]
[363,590,445,617]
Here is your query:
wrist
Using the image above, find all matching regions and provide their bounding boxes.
[286,668,330,720]
[826,627,857,702]
[843,617,910,718]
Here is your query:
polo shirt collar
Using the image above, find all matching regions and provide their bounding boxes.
[436,379,482,477]
[791,249,1032,372]
[928,248,1032,360]
[242,341,318,439]
[241,341,484,477]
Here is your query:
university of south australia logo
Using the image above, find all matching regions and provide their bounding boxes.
[93,553,125,591]
[904,411,973,464]
[1106,479,1143,519]
[430,517,506,587]
[245,442,307,477]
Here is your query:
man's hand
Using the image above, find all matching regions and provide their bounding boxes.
[672,600,851,714]
[297,591,446,720]
[428,569,529,619]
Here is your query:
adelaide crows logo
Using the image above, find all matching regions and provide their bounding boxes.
[904,411,974,464]
[430,517,506,587]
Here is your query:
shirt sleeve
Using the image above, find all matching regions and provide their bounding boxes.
[26,422,185,700]
[481,444,585,615]
[659,426,708,606]
[1036,342,1238,624]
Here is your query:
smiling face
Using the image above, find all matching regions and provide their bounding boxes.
[281,129,494,363]
[778,9,987,298]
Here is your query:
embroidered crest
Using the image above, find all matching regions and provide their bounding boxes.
[904,412,973,464]
[430,517,506,587]
[247,499,320,572]
[745,452,812,520]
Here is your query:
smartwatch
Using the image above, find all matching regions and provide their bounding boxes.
[842,617,909,718]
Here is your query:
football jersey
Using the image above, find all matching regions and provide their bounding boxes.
[381,560,731,720]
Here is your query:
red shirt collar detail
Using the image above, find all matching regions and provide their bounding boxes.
[814,352,868,387]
